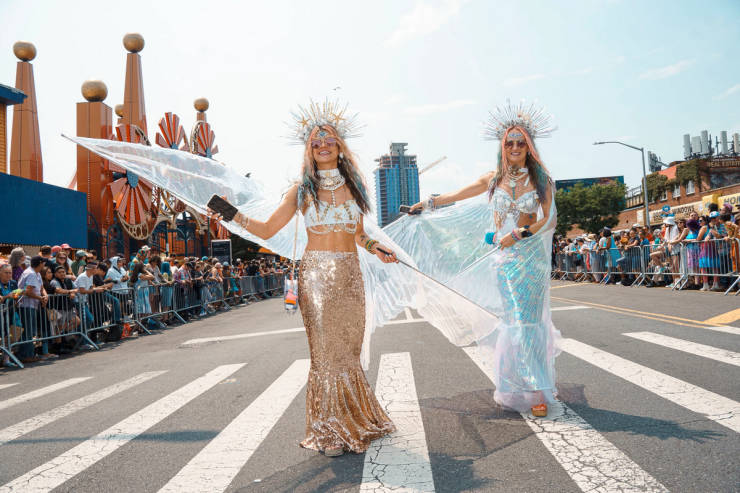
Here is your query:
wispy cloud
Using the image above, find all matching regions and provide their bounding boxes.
[713,83,740,100]
[639,59,694,80]
[384,93,404,105]
[403,99,476,116]
[502,73,545,87]
[385,0,469,46]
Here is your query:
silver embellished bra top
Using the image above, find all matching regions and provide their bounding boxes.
[491,187,540,229]
[303,198,362,235]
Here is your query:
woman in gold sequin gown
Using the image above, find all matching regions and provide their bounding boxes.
[222,124,398,457]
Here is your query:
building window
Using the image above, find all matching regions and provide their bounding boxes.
[672,183,681,198]
[685,180,695,195]
[659,190,667,201]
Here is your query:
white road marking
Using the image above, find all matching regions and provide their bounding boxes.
[551,305,590,311]
[0,383,19,391]
[361,352,435,492]
[0,364,245,493]
[0,371,167,447]
[463,346,667,493]
[704,325,740,336]
[158,359,309,493]
[561,338,740,433]
[182,327,304,345]
[183,318,431,346]
[0,377,91,412]
[624,332,740,367]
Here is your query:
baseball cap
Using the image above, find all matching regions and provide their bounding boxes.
[85,262,96,270]
[709,211,720,218]
[76,250,87,258]
[61,243,71,249]
[51,245,62,254]
[201,256,208,261]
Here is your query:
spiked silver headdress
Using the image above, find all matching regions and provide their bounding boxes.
[483,99,556,141]
[287,99,363,145]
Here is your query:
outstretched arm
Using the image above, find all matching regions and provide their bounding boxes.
[232,184,299,240]
[408,171,495,213]
[355,216,398,263]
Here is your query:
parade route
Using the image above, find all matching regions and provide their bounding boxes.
[0,282,738,492]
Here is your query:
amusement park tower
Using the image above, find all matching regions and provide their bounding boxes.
[374,142,419,227]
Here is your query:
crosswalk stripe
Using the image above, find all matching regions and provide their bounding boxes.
[551,305,590,311]
[624,332,740,367]
[158,359,310,493]
[182,327,304,345]
[463,346,667,493]
[0,371,167,447]
[0,364,245,493]
[0,383,19,391]
[561,338,740,433]
[361,352,435,492]
[0,377,91,412]
[705,325,740,336]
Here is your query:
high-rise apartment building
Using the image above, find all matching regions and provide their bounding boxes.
[374,142,419,227]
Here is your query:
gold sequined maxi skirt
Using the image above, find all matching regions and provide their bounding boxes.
[298,250,395,453]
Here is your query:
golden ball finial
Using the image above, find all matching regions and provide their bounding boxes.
[194,97,209,112]
[13,41,36,62]
[114,104,124,117]
[123,33,145,53]
[81,80,108,102]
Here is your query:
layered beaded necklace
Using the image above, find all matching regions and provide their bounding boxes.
[317,168,346,206]
[505,166,529,199]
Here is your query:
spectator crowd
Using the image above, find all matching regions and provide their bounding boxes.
[553,202,740,292]
[1,243,291,368]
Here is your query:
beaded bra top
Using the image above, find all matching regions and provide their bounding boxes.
[491,187,539,230]
[303,168,362,235]
[303,197,362,234]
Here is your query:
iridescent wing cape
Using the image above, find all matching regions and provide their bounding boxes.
[64,136,497,369]
[383,182,561,404]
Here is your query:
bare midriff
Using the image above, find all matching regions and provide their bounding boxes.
[305,231,357,253]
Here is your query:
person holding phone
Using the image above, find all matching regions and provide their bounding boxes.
[210,103,398,457]
[401,102,560,418]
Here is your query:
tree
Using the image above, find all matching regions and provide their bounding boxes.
[555,182,627,235]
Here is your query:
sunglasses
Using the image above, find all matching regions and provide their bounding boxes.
[504,140,527,149]
[310,137,337,149]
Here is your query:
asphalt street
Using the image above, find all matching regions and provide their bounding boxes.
[0,282,738,492]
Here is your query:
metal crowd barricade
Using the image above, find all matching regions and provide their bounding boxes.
[675,237,740,295]
[3,293,97,369]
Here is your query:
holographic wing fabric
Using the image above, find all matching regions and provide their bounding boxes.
[64,136,499,370]
[384,184,561,412]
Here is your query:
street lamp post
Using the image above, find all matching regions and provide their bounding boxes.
[593,141,651,228]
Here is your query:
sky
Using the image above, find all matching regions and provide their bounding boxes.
[1,0,739,216]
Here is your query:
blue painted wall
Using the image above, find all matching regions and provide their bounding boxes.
[0,173,87,247]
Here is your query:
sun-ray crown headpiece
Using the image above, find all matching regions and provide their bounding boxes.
[287,99,363,145]
[483,99,556,141]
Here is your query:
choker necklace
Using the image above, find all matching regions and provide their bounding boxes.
[317,168,346,206]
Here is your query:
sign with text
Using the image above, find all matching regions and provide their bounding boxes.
[211,239,232,265]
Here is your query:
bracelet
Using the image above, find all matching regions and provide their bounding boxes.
[422,195,437,211]
[511,228,521,241]
[365,239,378,253]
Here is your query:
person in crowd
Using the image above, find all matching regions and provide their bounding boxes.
[9,247,26,282]
[129,250,155,328]
[60,244,73,267]
[70,250,88,277]
[159,259,175,324]
[662,217,681,288]
[52,250,75,281]
[74,262,100,341]
[697,212,723,291]
[39,245,55,270]
[48,264,80,337]
[598,228,619,284]
[723,210,739,278]
[92,262,123,339]
[0,264,20,366]
[173,260,197,321]
[17,256,54,363]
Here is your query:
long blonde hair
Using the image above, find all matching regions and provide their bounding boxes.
[297,125,371,213]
